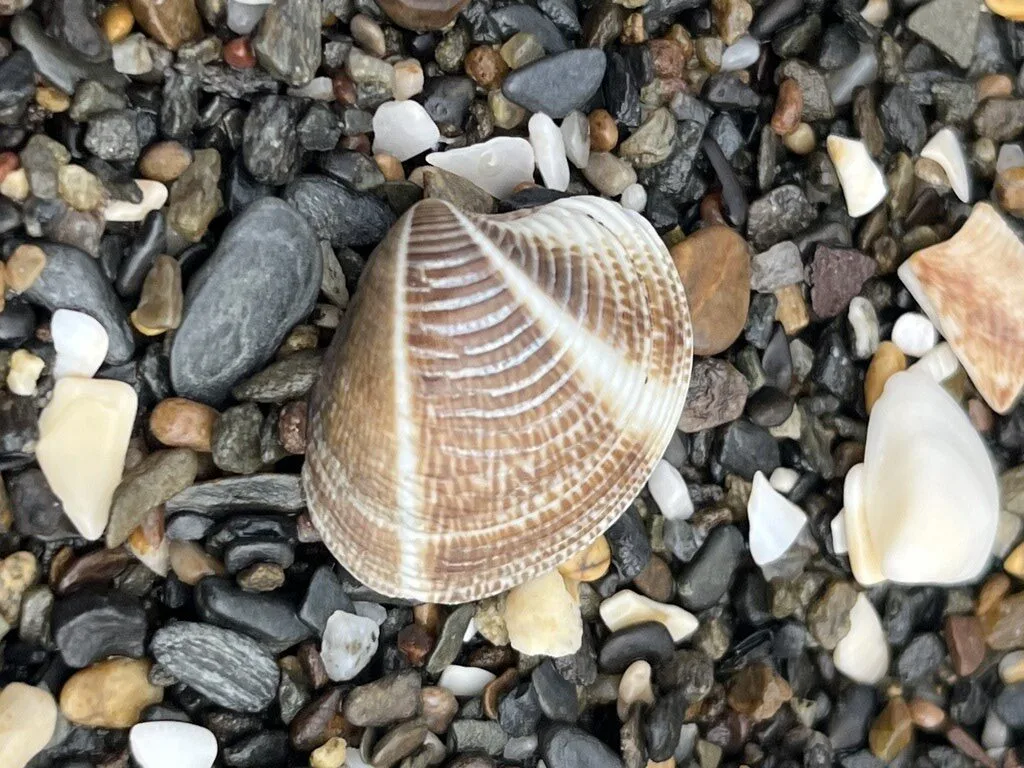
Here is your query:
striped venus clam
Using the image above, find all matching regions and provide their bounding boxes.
[303,196,694,603]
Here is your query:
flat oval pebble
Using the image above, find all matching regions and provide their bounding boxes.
[598,621,675,673]
[438,665,497,697]
[541,724,624,768]
[52,590,147,667]
[170,198,321,404]
[130,721,218,768]
[502,49,607,118]
[150,621,280,711]
[282,174,396,248]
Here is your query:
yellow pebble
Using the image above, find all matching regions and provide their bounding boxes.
[557,535,612,583]
[1005,540,1024,579]
[101,1,135,44]
[310,737,347,768]
[864,341,907,413]
[35,85,71,113]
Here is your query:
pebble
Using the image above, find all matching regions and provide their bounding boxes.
[196,577,311,652]
[833,594,890,685]
[0,683,58,768]
[448,720,508,756]
[599,590,698,642]
[727,662,792,721]
[504,570,582,657]
[648,459,693,520]
[848,297,880,360]
[151,621,279,711]
[5,244,46,294]
[150,398,218,452]
[427,137,535,199]
[283,175,395,248]
[5,351,44,397]
[620,108,676,169]
[747,185,815,250]
[869,697,913,762]
[426,604,476,674]
[130,721,218,768]
[252,0,320,85]
[618,660,654,720]
[582,151,637,197]
[620,183,646,212]
[528,113,569,192]
[171,198,320,404]
[557,536,611,582]
[827,136,888,218]
[907,0,979,69]
[679,358,749,432]
[864,342,907,412]
[995,684,1024,729]
[541,725,624,768]
[502,50,607,118]
[310,737,347,768]
[944,615,985,677]
[60,657,163,728]
[107,449,198,547]
[372,100,440,162]
[747,470,808,567]
[344,670,421,727]
[891,312,938,357]
[211,403,263,474]
[809,245,876,318]
[104,179,168,222]
[53,589,147,667]
[321,609,379,681]
[750,241,803,293]
[670,225,751,355]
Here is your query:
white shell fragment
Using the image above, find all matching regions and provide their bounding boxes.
[647,459,694,520]
[833,593,890,684]
[747,471,809,566]
[891,312,938,357]
[560,110,590,170]
[372,100,440,162]
[599,589,698,642]
[321,610,380,681]
[909,341,959,383]
[103,180,168,222]
[129,722,218,768]
[826,135,888,217]
[427,137,535,199]
[843,371,999,586]
[619,183,647,212]
[528,113,570,192]
[36,378,138,540]
[921,128,971,203]
[437,665,497,697]
[51,309,110,379]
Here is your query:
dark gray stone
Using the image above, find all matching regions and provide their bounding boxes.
[0,51,36,126]
[880,85,928,154]
[195,577,312,653]
[502,49,607,119]
[53,591,147,667]
[252,0,321,86]
[675,525,745,611]
[242,96,302,186]
[599,622,675,674]
[531,659,579,722]
[747,185,816,251]
[716,420,781,480]
[282,174,396,249]
[84,110,140,162]
[166,474,305,516]
[540,725,624,768]
[299,565,355,635]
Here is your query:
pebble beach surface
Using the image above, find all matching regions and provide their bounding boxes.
[2,0,1024,768]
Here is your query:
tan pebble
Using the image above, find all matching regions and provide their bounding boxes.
[464,46,508,90]
[0,551,39,625]
[664,24,694,58]
[1005,540,1024,578]
[774,283,810,335]
[0,168,29,202]
[57,164,106,211]
[772,79,803,136]
[0,152,18,185]
[865,341,908,413]
[996,166,1024,217]
[869,697,913,761]
[101,0,135,43]
[558,535,612,583]
[278,400,308,455]
[908,698,947,732]
[1000,650,1024,684]
[5,244,46,293]
[712,0,753,44]
[131,255,183,336]
[695,37,723,71]
[503,570,582,657]
[350,13,386,57]
[393,58,424,100]
[488,90,525,130]
[727,662,792,721]
[977,573,1011,616]
[474,595,509,646]
[984,593,1024,649]
[986,0,1024,20]
[150,397,219,452]
[413,603,444,635]
[783,123,816,155]
[617,659,654,721]
[500,31,544,69]
[420,686,458,734]
[374,153,405,182]
[977,73,1014,102]
[621,12,646,43]
[168,540,224,585]
[0,682,58,768]
[60,658,162,728]
[648,760,676,768]
[139,141,193,183]
[310,736,347,768]
[35,85,70,113]
[6,350,45,397]
[589,109,618,153]
[237,562,286,592]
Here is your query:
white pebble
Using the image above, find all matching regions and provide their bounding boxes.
[320,610,379,681]
[287,77,334,100]
[720,35,760,71]
[891,312,938,357]
[560,110,590,170]
[599,589,698,642]
[769,467,800,494]
[51,309,109,379]
[982,710,1012,751]
[6,349,44,396]
[647,459,693,520]
[437,665,496,697]
[528,113,569,192]
[860,0,890,25]
[112,33,153,75]
[617,661,654,721]
[393,59,424,101]
[908,341,958,382]
[832,593,889,685]
[999,651,1024,684]
[997,143,1024,174]
[747,471,808,566]
[129,722,218,768]
[830,510,849,554]
[847,296,879,360]
[920,128,971,203]
[352,601,387,626]
[619,183,647,212]
[372,100,440,162]
[104,179,168,223]
[826,135,887,218]
[427,137,535,199]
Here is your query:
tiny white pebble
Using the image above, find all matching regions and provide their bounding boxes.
[891,311,938,357]
[130,721,218,768]
[437,664,496,697]
[769,467,800,494]
[847,296,879,360]
[528,113,569,192]
[619,183,647,212]
[51,309,109,379]
[720,35,760,71]
[462,617,477,643]
[831,510,849,554]
[560,110,590,170]
[647,459,694,520]
[6,349,44,396]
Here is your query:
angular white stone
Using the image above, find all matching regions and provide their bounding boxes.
[620,183,647,212]
[982,710,1011,751]
[720,35,760,71]
[560,110,590,170]
[848,296,879,360]
[503,570,582,657]
[51,309,109,379]
[647,459,693,520]
[827,135,887,217]
[6,350,44,396]
[843,371,999,586]
[831,510,849,554]
[769,467,800,494]
[921,128,971,203]
[462,617,477,642]
[832,593,889,684]
[129,722,218,768]
[427,137,535,199]
[437,665,496,697]
[997,143,1024,174]
[36,378,138,541]
[599,589,698,642]
[860,0,890,25]
[321,610,380,681]
[891,311,938,357]
[372,100,440,162]
[909,341,959,382]
[528,113,570,192]
[287,77,334,100]
[104,180,168,223]
[747,471,808,566]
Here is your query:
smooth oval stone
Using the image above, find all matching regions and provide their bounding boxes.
[116,210,166,297]
[10,13,125,94]
[282,174,396,248]
[376,0,469,30]
[170,198,321,404]
[531,659,579,722]
[675,525,746,611]
[150,621,280,712]
[491,5,568,52]
[53,590,148,668]
[541,725,624,768]
[19,241,134,364]
[0,300,37,347]
[195,577,312,652]
[598,622,675,674]
[502,49,607,119]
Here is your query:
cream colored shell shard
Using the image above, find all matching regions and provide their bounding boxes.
[304,197,693,603]
[899,202,1024,414]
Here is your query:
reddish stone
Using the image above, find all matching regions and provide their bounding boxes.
[223,37,255,69]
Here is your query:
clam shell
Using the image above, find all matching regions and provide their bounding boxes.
[899,202,1024,414]
[304,197,693,603]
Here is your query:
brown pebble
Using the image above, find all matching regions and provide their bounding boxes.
[632,556,674,602]
[771,79,803,136]
[946,725,998,768]
[588,109,618,152]
[6,244,47,293]
[397,623,434,667]
[464,46,508,90]
[374,153,405,182]
[467,644,515,672]
[649,38,686,79]
[864,341,908,413]
[56,548,133,595]
[290,687,348,752]
[298,642,330,690]
[341,134,371,154]
[869,697,912,761]
[420,686,458,734]
[968,398,996,432]
[774,283,810,335]
[150,397,219,452]
[977,73,1014,102]
[131,255,183,335]
[168,540,224,585]
[139,141,193,183]
[726,663,792,721]
[699,192,727,227]
[277,401,308,455]
[128,0,201,50]
[908,698,947,732]
[413,603,444,635]
[100,0,135,43]
[482,668,517,719]
[0,151,19,184]
[983,592,1024,650]
[223,37,256,69]
[557,535,611,583]
[332,72,357,106]
[944,614,986,677]
[977,573,1011,616]
[997,166,1024,216]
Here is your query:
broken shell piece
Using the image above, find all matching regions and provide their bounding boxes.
[899,202,1024,413]
[427,137,535,198]
[909,342,959,383]
[36,377,138,540]
[921,128,971,203]
[747,471,809,566]
[52,309,110,379]
[103,180,168,222]
[986,0,1024,20]
[503,570,582,657]
[371,100,440,162]
[528,113,570,192]
[843,371,998,586]
[599,589,698,642]
[827,135,888,217]
[833,593,890,684]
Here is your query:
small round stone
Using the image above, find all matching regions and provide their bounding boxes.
[783,123,816,155]
[150,397,220,452]
[139,141,193,183]
[5,244,46,293]
[223,37,256,69]
[588,109,618,152]
[465,46,508,90]
[101,1,135,43]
